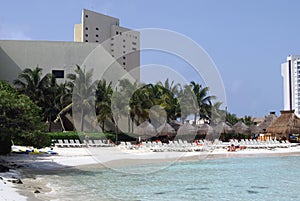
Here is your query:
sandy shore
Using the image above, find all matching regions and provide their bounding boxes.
[1,145,300,200]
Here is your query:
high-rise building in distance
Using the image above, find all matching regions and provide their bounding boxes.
[281,55,300,116]
[74,9,140,79]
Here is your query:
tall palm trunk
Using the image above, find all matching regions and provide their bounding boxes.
[194,113,197,125]
[102,120,105,132]
[80,107,84,132]
[127,115,131,133]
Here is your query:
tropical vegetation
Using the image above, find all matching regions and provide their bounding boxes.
[0,65,256,153]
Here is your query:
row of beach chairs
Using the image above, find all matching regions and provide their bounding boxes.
[229,139,297,149]
[118,139,213,152]
[118,139,298,152]
[54,139,114,148]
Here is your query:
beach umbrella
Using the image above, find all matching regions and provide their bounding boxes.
[197,124,214,135]
[176,122,197,141]
[157,123,175,136]
[134,121,157,140]
[169,120,183,131]
[214,122,233,134]
[232,121,251,134]
[214,122,233,141]
[197,124,219,141]
[267,110,300,140]
[249,124,263,134]
[258,112,277,131]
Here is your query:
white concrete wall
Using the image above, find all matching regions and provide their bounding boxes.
[82,9,119,43]
[0,40,140,84]
[0,40,110,83]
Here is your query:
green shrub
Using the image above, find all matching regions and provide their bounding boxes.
[13,131,51,148]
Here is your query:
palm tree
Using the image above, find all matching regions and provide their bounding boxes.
[111,90,129,144]
[178,84,198,123]
[13,67,55,128]
[147,83,179,122]
[157,79,181,97]
[226,112,239,125]
[43,74,60,131]
[241,115,255,126]
[209,102,226,126]
[55,65,97,132]
[190,81,215,124]
[118,79,140,133]
[95,80,113,132]
[13,67,51,104]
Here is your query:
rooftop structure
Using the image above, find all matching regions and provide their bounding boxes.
[0,9,140,83]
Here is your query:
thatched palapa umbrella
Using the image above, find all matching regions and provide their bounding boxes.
[169,120,183,131]
[258,112,277,132]
[197,124,214,135]
[176,122,197,142]
[232,121,250,134]
[134,121,157,140]
[266,110,300,140]
[249,124,263,134]
[157,123,175,136]
[198,124,219,141]
[214,122,233,134]
[214,122,233,141]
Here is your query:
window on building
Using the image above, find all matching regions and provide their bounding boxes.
[116,31,119,35]
[123,51,126,54]
[123,56,126,60]
[132,42,136,45]
[111,49,114,52]
[123,62,126,65]
[96,27,99,31]
[52,70,64,78]
[132,47,137,51]
[85,40,88,42]
[96,40,99,43]
[85,27,88,30]
[123,45,126,48]
[96,34,99,37]
[111,43,114,46]
[85,15,88,18]
[123,39,126,42]
[85,34,88,37]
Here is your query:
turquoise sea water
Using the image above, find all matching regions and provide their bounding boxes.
[40,156,300,201]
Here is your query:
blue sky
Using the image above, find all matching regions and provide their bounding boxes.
[1,0,300,117]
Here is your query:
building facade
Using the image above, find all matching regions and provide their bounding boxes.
[74,9,140,77]
[0,9,140,83]
[281,55,300,116]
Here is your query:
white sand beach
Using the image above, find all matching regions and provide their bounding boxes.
[1,145,300,200]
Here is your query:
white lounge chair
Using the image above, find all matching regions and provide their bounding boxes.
[75,139,83,147]
[68,139,78,147]
[56,139,69,147]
